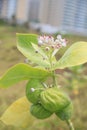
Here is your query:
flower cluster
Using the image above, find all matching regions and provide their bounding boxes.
[38,35,67,50]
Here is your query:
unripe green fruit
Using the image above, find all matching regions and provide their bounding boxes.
[26,79,44,104]
[55,102,73,120]
[30,104,52,119]
[40,87,71,112]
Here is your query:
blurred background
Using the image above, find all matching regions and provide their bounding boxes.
[0,0,87,130]
[0,0,87,34]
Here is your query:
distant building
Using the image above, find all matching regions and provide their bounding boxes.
[0,0,16,20]
[15,0,40,24]
[16,0,30,24]
[28,0,40,22]
[39,0,64,27]
[7,0,17,20]
[62,0,87,34]
[39,0,87,34]
[0,0,87,35]
[0,0,8,19]
[0,0,3,17]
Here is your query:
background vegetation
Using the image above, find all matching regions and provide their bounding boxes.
[0,22,87,130]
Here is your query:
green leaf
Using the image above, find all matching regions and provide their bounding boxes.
[17,33,50,68]
[53,41,87,69]
[0,63,51,88]
[0,97,36,128]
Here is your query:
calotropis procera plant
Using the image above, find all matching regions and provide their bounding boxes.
[0,34,87,130]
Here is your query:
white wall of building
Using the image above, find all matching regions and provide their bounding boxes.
[0,0,8,19]
[7,0,17,20]
[16,0,30,24]
[39,0,65,27]
[62,0,87,33]
[28,0,40,22]
[0,0,3,17]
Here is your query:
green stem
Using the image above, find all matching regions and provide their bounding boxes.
[53,71,57,86]
[48,50,57,87]
[66,120,75,130]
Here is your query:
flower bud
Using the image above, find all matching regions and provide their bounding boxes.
[55,102,73,120]
[40,87,71,112]
[30,104,52,119]
[45,47,50,51]
[26,79,44,104]
[30,88,35,92]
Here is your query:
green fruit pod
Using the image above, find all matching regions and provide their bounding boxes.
[30,104,52,119]
[40,87,71,112]
[55,102,73,120]
[26,79,44,104]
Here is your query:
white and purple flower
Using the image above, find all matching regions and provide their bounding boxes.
[38,35,67,50]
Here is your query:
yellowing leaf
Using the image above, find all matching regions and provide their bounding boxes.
[0,97,36,128]
[54,42,87,69]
